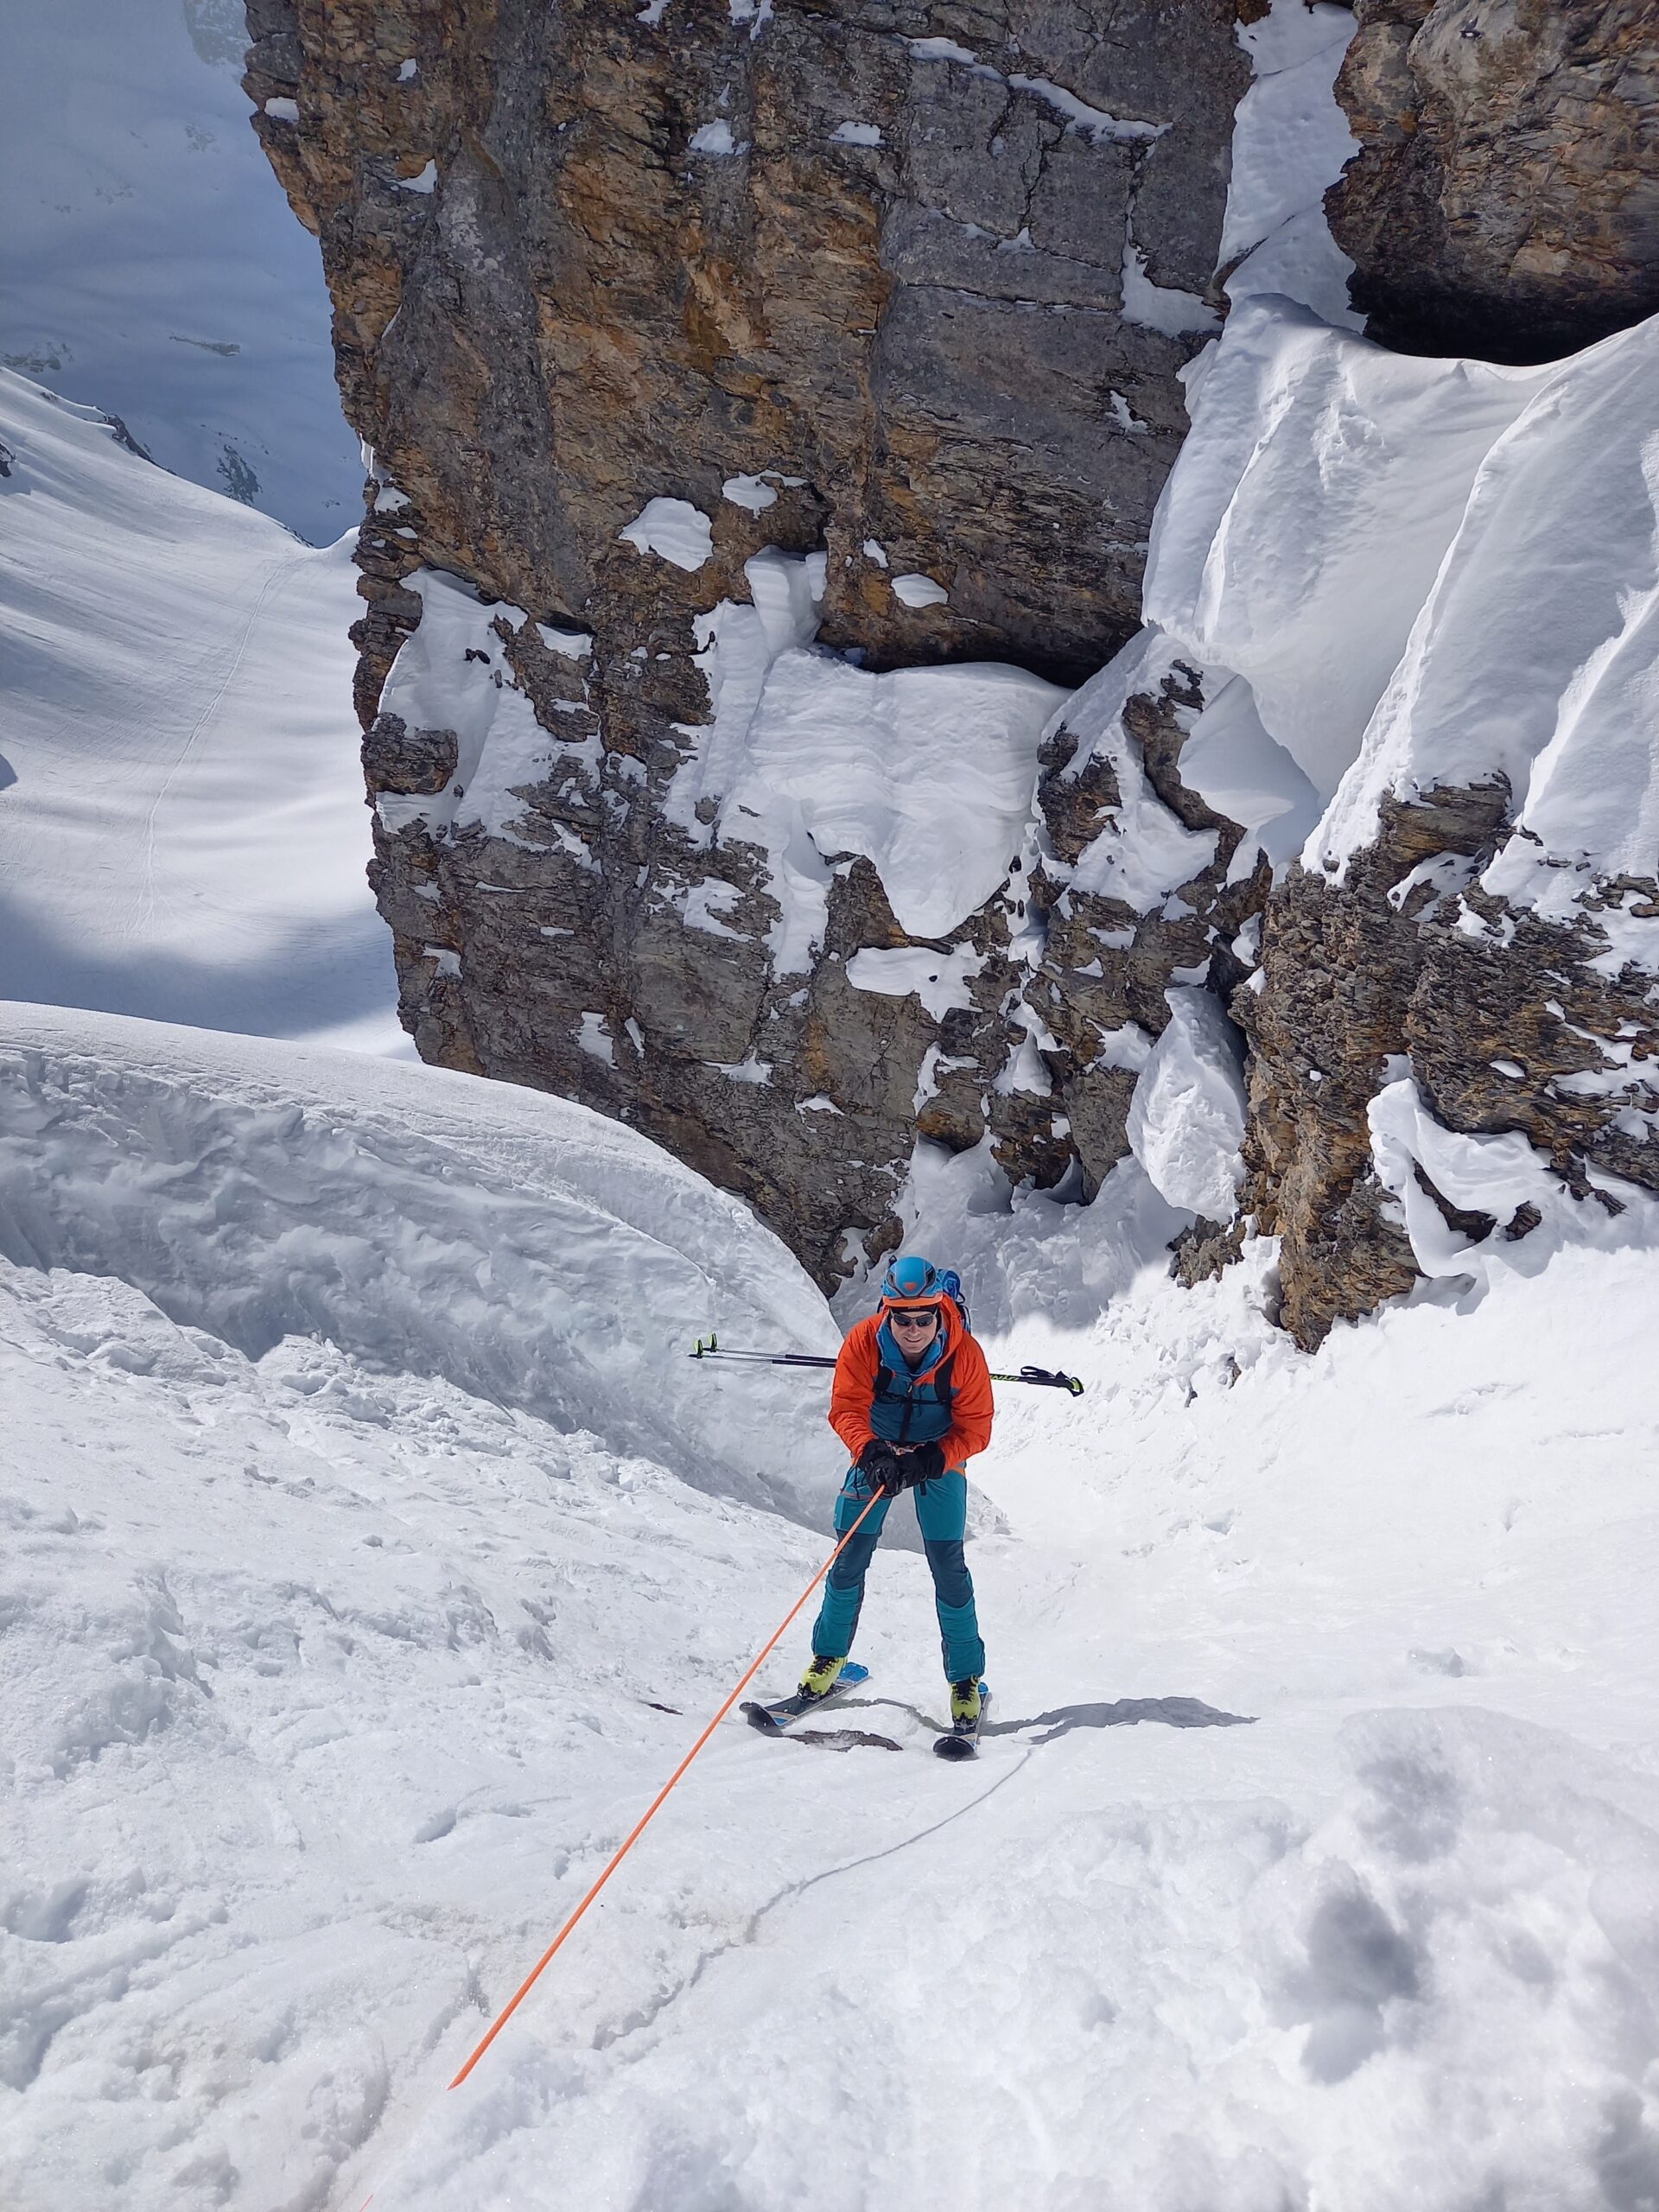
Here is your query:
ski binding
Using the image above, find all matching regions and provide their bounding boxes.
[933,1681,991,1761]
[741,1661,869,1735]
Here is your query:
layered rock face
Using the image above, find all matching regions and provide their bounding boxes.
[244,0,1250,1283]
[1330,0,1659,363]
[1238,792,1659,1349]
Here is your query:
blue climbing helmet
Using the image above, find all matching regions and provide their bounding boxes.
[881,1253,942,1306]
[879,1255,971,1331]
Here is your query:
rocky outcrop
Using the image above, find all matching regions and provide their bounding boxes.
[244,0,1254,1285]
[1329,0,1659,363]
[1239,790,1659,1349]
[1030,648,1268,1203]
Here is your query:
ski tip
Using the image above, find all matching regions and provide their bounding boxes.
[741,1700,785,1734]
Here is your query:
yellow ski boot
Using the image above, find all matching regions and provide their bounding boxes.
[798,1654,846,1701]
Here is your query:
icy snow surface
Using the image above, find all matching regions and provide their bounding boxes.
[0,0,358,541]
[6,1005,1659,2212]
[0,370,398,1052]
[1128,986,1249,1219]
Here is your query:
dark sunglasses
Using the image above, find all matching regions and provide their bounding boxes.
[888,1306,939,1328]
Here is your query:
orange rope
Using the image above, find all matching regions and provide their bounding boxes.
[445,1484,888,2091]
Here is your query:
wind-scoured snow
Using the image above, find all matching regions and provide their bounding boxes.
[1143,302,1544,806]
[1141,297,1659,969]
[0,370,397,1052]
[1310,314,1659,939]
[5,1005,1659,2212]
[0,0,357,541]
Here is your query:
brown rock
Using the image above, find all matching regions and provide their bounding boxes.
[1241,784,1659,1348]
[1330,0,1659,363]
[245,0,1253,1287]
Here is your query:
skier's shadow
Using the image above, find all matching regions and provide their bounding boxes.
[843,1693,1254,1741]
[988,1696,1254,1741]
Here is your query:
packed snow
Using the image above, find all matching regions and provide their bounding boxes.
[1220,0,1362,328]
[844,942,986,1023]
[0,0,358,541]
[617,497,715,572]
[736,653,1066,942]
[688,121,744,157]
[0,370,397,1052]
[5,1003,1659,2212]
[372,569,596,854]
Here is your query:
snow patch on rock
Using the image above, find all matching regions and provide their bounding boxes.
[1128,987,1248,1220]
[618,496,714,571]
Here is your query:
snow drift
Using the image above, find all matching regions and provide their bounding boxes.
[1144,298,1659,958]
[0,1003,842,1516]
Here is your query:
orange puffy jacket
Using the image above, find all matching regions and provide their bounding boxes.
[828,1297,995,1471]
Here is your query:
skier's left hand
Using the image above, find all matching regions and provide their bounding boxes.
[905,1440,947,1485]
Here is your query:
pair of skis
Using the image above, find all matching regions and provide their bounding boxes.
[741,1662,991,1761]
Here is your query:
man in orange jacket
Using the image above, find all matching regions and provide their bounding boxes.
[797,1254,995,1726]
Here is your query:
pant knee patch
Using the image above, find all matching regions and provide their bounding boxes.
[924,1538,974,1613]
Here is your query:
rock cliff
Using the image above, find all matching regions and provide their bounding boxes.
[1329,0,1659,363]
[244,0,1251,1284]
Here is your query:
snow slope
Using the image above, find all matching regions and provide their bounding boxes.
[0,370,397,1052]
[6,1003,1659,2212]
[0,0,358,543]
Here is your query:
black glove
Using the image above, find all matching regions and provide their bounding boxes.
[857,1438,903,1491]
[906,1440,947,1486]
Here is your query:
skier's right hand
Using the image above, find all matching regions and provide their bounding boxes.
[858,1438,904,1492]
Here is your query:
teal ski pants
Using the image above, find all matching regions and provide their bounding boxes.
[810,1465,986,1683]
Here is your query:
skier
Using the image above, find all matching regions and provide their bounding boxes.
[796,1254,994,1727]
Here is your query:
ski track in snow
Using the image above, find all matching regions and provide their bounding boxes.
[4,1007,1659,2212]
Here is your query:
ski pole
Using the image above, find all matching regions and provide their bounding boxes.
[443,1483,890,2094]
[690,1334,1085,1395]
